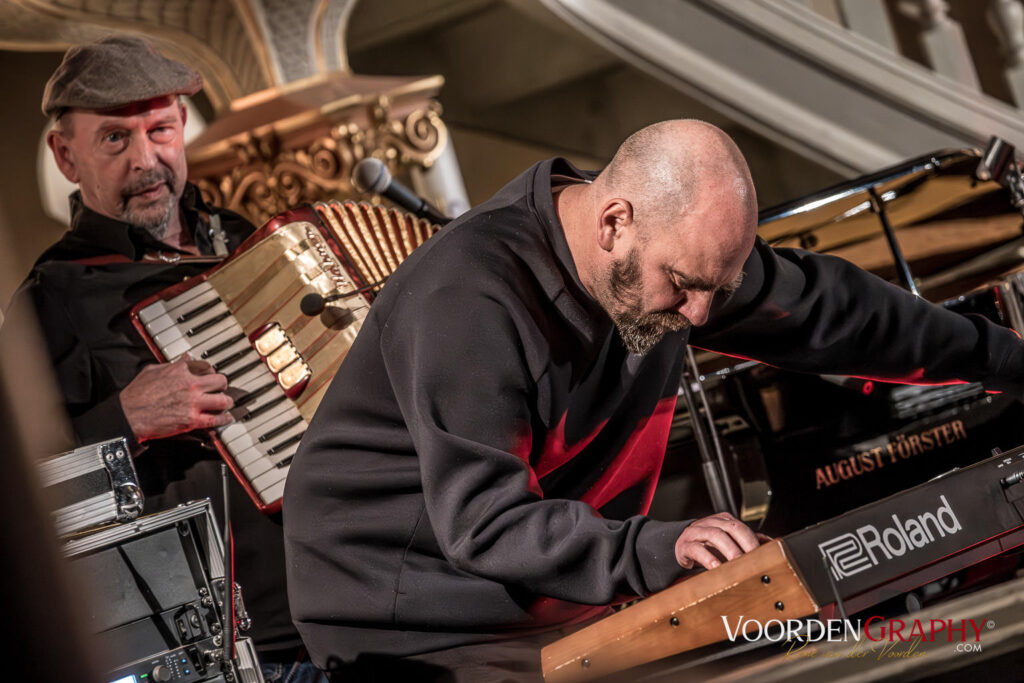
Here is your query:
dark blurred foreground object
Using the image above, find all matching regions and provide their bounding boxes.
[0,209,102,680]
[659,137,1024,534]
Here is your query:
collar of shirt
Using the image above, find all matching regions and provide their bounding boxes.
[529,157,627,374]
[65,182,217,260]
[532,158,593,293]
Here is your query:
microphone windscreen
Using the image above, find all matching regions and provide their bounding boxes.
[352,158,391,194]
[300,292,326,316]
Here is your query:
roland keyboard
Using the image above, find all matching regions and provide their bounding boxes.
[542,445,1024,682]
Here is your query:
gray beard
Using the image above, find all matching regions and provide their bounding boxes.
[120,167,178,240]
[615,310,691,355]
[121,192,176,240]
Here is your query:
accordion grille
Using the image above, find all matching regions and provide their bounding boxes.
[314,200,440,290]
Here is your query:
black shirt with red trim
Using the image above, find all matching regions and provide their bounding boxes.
[282,158,1024,667]
[5,185,303,651]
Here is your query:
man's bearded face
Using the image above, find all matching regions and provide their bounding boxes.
[600,244,692,355]
[55,96,188,241]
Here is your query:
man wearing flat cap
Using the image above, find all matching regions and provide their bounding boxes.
[6,35,325,683]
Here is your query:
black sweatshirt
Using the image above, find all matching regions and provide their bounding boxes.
[283,158,1024,667]
[5,186,303,651]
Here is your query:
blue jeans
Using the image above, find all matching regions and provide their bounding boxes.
[260,659,327,683]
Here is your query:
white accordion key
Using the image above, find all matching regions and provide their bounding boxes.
[136,299,168,327]
[222,389,289,442]
[228,365,274,392]
[138,282,215,329]
[163,317,244,362]
[202,334,253,369]
[236,419,304,478]
[258,477,288,505]
[146,290,222,336]
[251,463,292,496]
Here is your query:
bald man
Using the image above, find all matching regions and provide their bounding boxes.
[283,121,1024,681]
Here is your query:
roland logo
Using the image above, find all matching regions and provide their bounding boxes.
[818,495,962,581]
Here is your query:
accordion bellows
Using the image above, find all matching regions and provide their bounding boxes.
[132,200,440,512]
[314,201,438,289]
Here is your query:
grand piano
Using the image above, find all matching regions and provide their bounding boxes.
[657,138,1024,535]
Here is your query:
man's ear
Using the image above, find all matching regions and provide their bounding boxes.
[179,100,188,127]
[46,129,80,184]
[596,198,633,252]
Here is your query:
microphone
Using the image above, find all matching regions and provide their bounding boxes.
[352,158,450,225]
[300,278,390,316]
[299,293,356,330]
[300,292,334,316]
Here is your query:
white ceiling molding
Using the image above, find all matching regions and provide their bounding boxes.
[536,0,1024,177]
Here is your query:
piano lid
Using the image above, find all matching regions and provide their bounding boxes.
[756,147,1024,299]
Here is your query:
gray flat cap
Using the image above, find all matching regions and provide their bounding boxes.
[42,35,202,119]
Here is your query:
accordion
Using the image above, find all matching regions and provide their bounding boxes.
[131,201,440,513]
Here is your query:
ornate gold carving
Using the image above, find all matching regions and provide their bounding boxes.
[370,96,448,169]
[193,100,447,226]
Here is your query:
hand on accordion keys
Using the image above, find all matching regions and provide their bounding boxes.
[119,355,235,442]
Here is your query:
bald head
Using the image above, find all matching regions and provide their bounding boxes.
[597,119,757,237]
[557,120,759,353]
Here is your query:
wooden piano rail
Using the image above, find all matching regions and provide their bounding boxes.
[541,539,819,682]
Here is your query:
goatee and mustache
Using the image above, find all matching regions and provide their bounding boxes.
[603,246,691,356]
[120,167,177,240]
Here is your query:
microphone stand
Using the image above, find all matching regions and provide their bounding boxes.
[221,465,235,665]
[680,347,739,518]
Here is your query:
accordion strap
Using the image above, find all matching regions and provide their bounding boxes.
[72,254,135,266]
[74,253,223,266]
